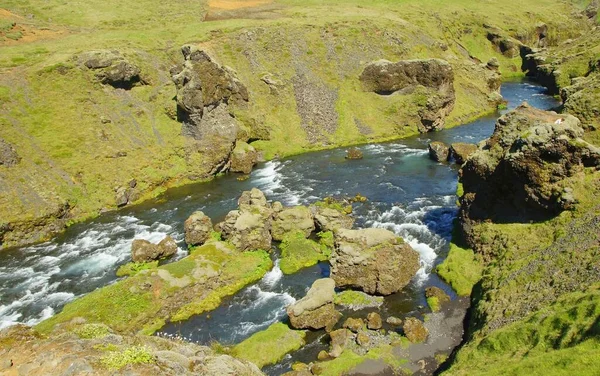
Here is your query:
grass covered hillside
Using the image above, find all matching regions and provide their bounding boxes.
[0,0,591,248]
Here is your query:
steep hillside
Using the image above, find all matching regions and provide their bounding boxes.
[441,22,600,374]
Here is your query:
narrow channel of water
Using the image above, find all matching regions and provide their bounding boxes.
[0,80,558,353]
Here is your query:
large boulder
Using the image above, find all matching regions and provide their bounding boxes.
[131,236,177,263]
[287,278,341,331]
[77,50,142,89]
[0,139,20,167]
[428,141,450,162]
[330,228,420,295]
[459,103,600,230]
[271,206,315,241]
[230,141,258,174]
[219,188,273,251]
[360,58,455,132]
[184,211,213,246]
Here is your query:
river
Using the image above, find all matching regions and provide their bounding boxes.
[0,80,558,373]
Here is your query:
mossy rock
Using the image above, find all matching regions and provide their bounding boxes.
[231,322,306,369]
[279,232,331,274]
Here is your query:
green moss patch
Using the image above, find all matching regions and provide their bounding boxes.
[436,243,483,296]
[116,261,158,277]
[446,285,600,375]
[231,322,306,368]
[427,296,441,313]
[279,232,330,274]
[334,290,384,309]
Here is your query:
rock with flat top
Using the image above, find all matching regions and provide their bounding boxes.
[287,278,341,331]
[330,228,420,295]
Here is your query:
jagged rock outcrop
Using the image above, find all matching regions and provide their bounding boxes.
[428,141,450,162]
[459,103,600,230]
[287,278,341,331]
[184,211,213,246]
[171,45,248,141]
[330,228,420,295]
[360,59,455,132]
[485,27,522,58]
[218,188,273,251]
[77,50,143,89]
[170,45,255,178]
[561,74,600,130]
[0,324,263,376]
[521,49,562,95]
[131,236,178,262]
[450,143,478,165]
[0,139,20,167]
[271,206,315,241]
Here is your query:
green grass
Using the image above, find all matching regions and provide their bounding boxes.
[436,243,483,296]
[445,286,600,375]
[231,322,306,368]
[279,232,330,274]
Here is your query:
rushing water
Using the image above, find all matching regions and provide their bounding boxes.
[0,81,558,359]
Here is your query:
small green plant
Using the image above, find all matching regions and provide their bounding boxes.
[73,323,110,339]
[101,346,154,370]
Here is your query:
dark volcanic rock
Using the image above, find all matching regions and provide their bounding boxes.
[0,139,20,167]
[428,141,450,162]
[330,228,420,295]
[77,50,142,89]
[360,58,455,132]
[459,103,600,228]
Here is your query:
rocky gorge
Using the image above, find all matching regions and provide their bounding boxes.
[1,0,600,375]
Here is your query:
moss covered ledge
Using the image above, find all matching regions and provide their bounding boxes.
[35,240,272,335]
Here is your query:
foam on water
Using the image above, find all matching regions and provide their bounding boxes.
[0,214,183,329]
